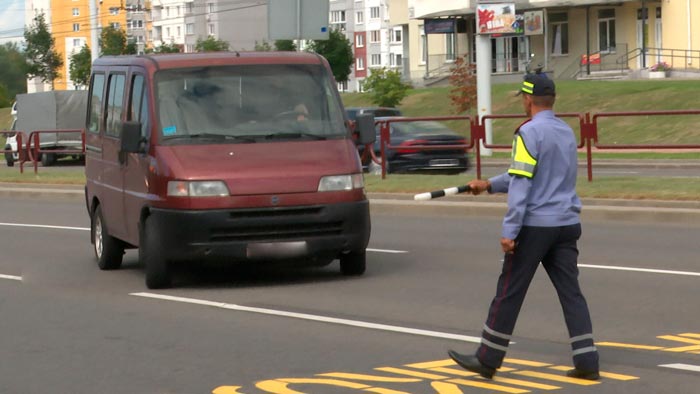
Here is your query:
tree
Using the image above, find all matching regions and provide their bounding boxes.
[448,55,477,114]
[307,29,353,83]
[0,42,27,104]
[195,36,230,52]
[100,25,127,56]
[24,13,63,89]
[125,40,138,55]
[361,68,411,108]
[148,41,181,54]
[274,40,297,51]
[69,45,92,89]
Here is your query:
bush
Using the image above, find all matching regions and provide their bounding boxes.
[361,68,411,108]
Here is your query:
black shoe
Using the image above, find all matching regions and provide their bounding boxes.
[447,350,496,379]
[566,368,600,380]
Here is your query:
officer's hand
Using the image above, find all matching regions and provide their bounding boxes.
[500,237,515,254]
[467,179,490,195]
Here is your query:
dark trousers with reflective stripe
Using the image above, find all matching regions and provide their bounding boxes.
[476,224,599,371]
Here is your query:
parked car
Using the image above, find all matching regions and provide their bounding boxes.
[367,119,469,175]
[346,107,403,169]
[345,106,403,121]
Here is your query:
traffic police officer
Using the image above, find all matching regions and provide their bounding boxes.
[448,71,600,380]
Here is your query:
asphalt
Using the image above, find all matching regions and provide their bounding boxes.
[1,180,699,225]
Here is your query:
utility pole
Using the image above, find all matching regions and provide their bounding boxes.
[89,0,100,62]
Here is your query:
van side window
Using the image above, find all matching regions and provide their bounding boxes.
[88,73,105,133]
[105,73,126,137]
[129,74,150,138]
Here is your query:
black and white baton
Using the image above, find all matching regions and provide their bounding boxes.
[413,185,471,201]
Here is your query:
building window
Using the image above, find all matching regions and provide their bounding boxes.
[356,11,363,24]
[209,24,215,35]
[356,34,364,48]
[598,9,616,52]
[137,35,143,43]
[446,33,456,61]
[73,38,81,47]
[371,54,381,66]
[111,22,120,29]
[392,28,402,43]
[176,6,181,16]
[166,6,170,17]
[331,11,345,23]
[550,12,569,55]
[166,27,171,38]
[109,7,119,16]
[395,54,403,67]
[357,57,365,70]
[370,30,381,43]
[137,20,143,28]
[177,26,181,37]
[73,23,80,32]
[207,3,214,13]
[370,6,380,19]
[186,23,194,34]
[186,2,193,13]
[185,44,194,53]
[337,80,348,92]
[72,8,79,16]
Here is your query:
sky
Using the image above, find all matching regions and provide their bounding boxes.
[0,0,25,45]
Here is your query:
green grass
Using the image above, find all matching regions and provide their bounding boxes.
[342,79,700,145]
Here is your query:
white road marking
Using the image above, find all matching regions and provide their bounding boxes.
[0,274,22,281]
[0,222,89,231]
[578,264,700,277]
[130,292,483,344]
[659,364,700,373]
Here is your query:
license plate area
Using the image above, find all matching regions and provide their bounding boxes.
[246,241,308,259]
[429,159,460,167]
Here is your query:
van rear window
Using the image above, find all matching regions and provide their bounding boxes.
[155,64,346,142]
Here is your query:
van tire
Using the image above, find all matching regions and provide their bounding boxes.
[141,217,171,289]
[340,250,366,276]
[92,205,124,270]
[5,147,14,167]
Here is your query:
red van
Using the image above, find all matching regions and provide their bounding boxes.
[85,52,375,289]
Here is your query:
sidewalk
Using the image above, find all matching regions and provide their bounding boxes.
[1,182,699,226]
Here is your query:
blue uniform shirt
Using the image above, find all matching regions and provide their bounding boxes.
[489,110,582,240]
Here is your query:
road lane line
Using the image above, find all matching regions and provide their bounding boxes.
[659,364,700,373]
[130,292,482,343]
[0,222,89,231]
[578,264,700,277]
[0,274,22,281]
[597,342,665,350]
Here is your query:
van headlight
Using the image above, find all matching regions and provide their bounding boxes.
[167,181,230,197]
[317,174,364,192]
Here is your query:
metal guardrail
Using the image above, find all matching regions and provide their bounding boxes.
[368,110,700,182]
[25,129,85,174]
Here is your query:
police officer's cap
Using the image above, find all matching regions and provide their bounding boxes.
[517,71,556,97]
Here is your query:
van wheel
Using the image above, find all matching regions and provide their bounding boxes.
[41,152,56,167]
[92,205,124,270]
[141,217,171,289]
[340,250,366,276]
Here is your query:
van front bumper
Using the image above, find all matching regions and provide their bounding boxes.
[147,200,370,264]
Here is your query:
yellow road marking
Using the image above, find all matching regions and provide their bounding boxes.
[662,344,700,352]
[256,378,370,393]
[430,381,467,394]
[548,366,639,381]
[405,359,455,369]
[503,358,552,367]
[447,378,530,393]
[364,388,411,394]
[318,372,420,383]
[679,333,700,339]
[658,335,700,345]
[513,371,600,386]
[374,367,448,380]
[597,341,665,350]
[428,367,478,377]
[492,376,560,390]
[212,387,245,394]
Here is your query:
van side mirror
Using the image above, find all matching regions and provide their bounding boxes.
[121,121,144,154]
[355,113,376,145]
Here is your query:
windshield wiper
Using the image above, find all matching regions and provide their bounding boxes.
[263,132,327,141]
[164,133,257,143]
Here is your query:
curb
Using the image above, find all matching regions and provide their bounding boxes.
[1,184,699,225]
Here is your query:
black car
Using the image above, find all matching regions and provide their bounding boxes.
[368,119,469,175]
[345,107,403,121]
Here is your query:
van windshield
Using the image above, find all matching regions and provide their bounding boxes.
[155,64,347,143]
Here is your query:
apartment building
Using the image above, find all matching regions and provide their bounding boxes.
[403,0,700,85]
